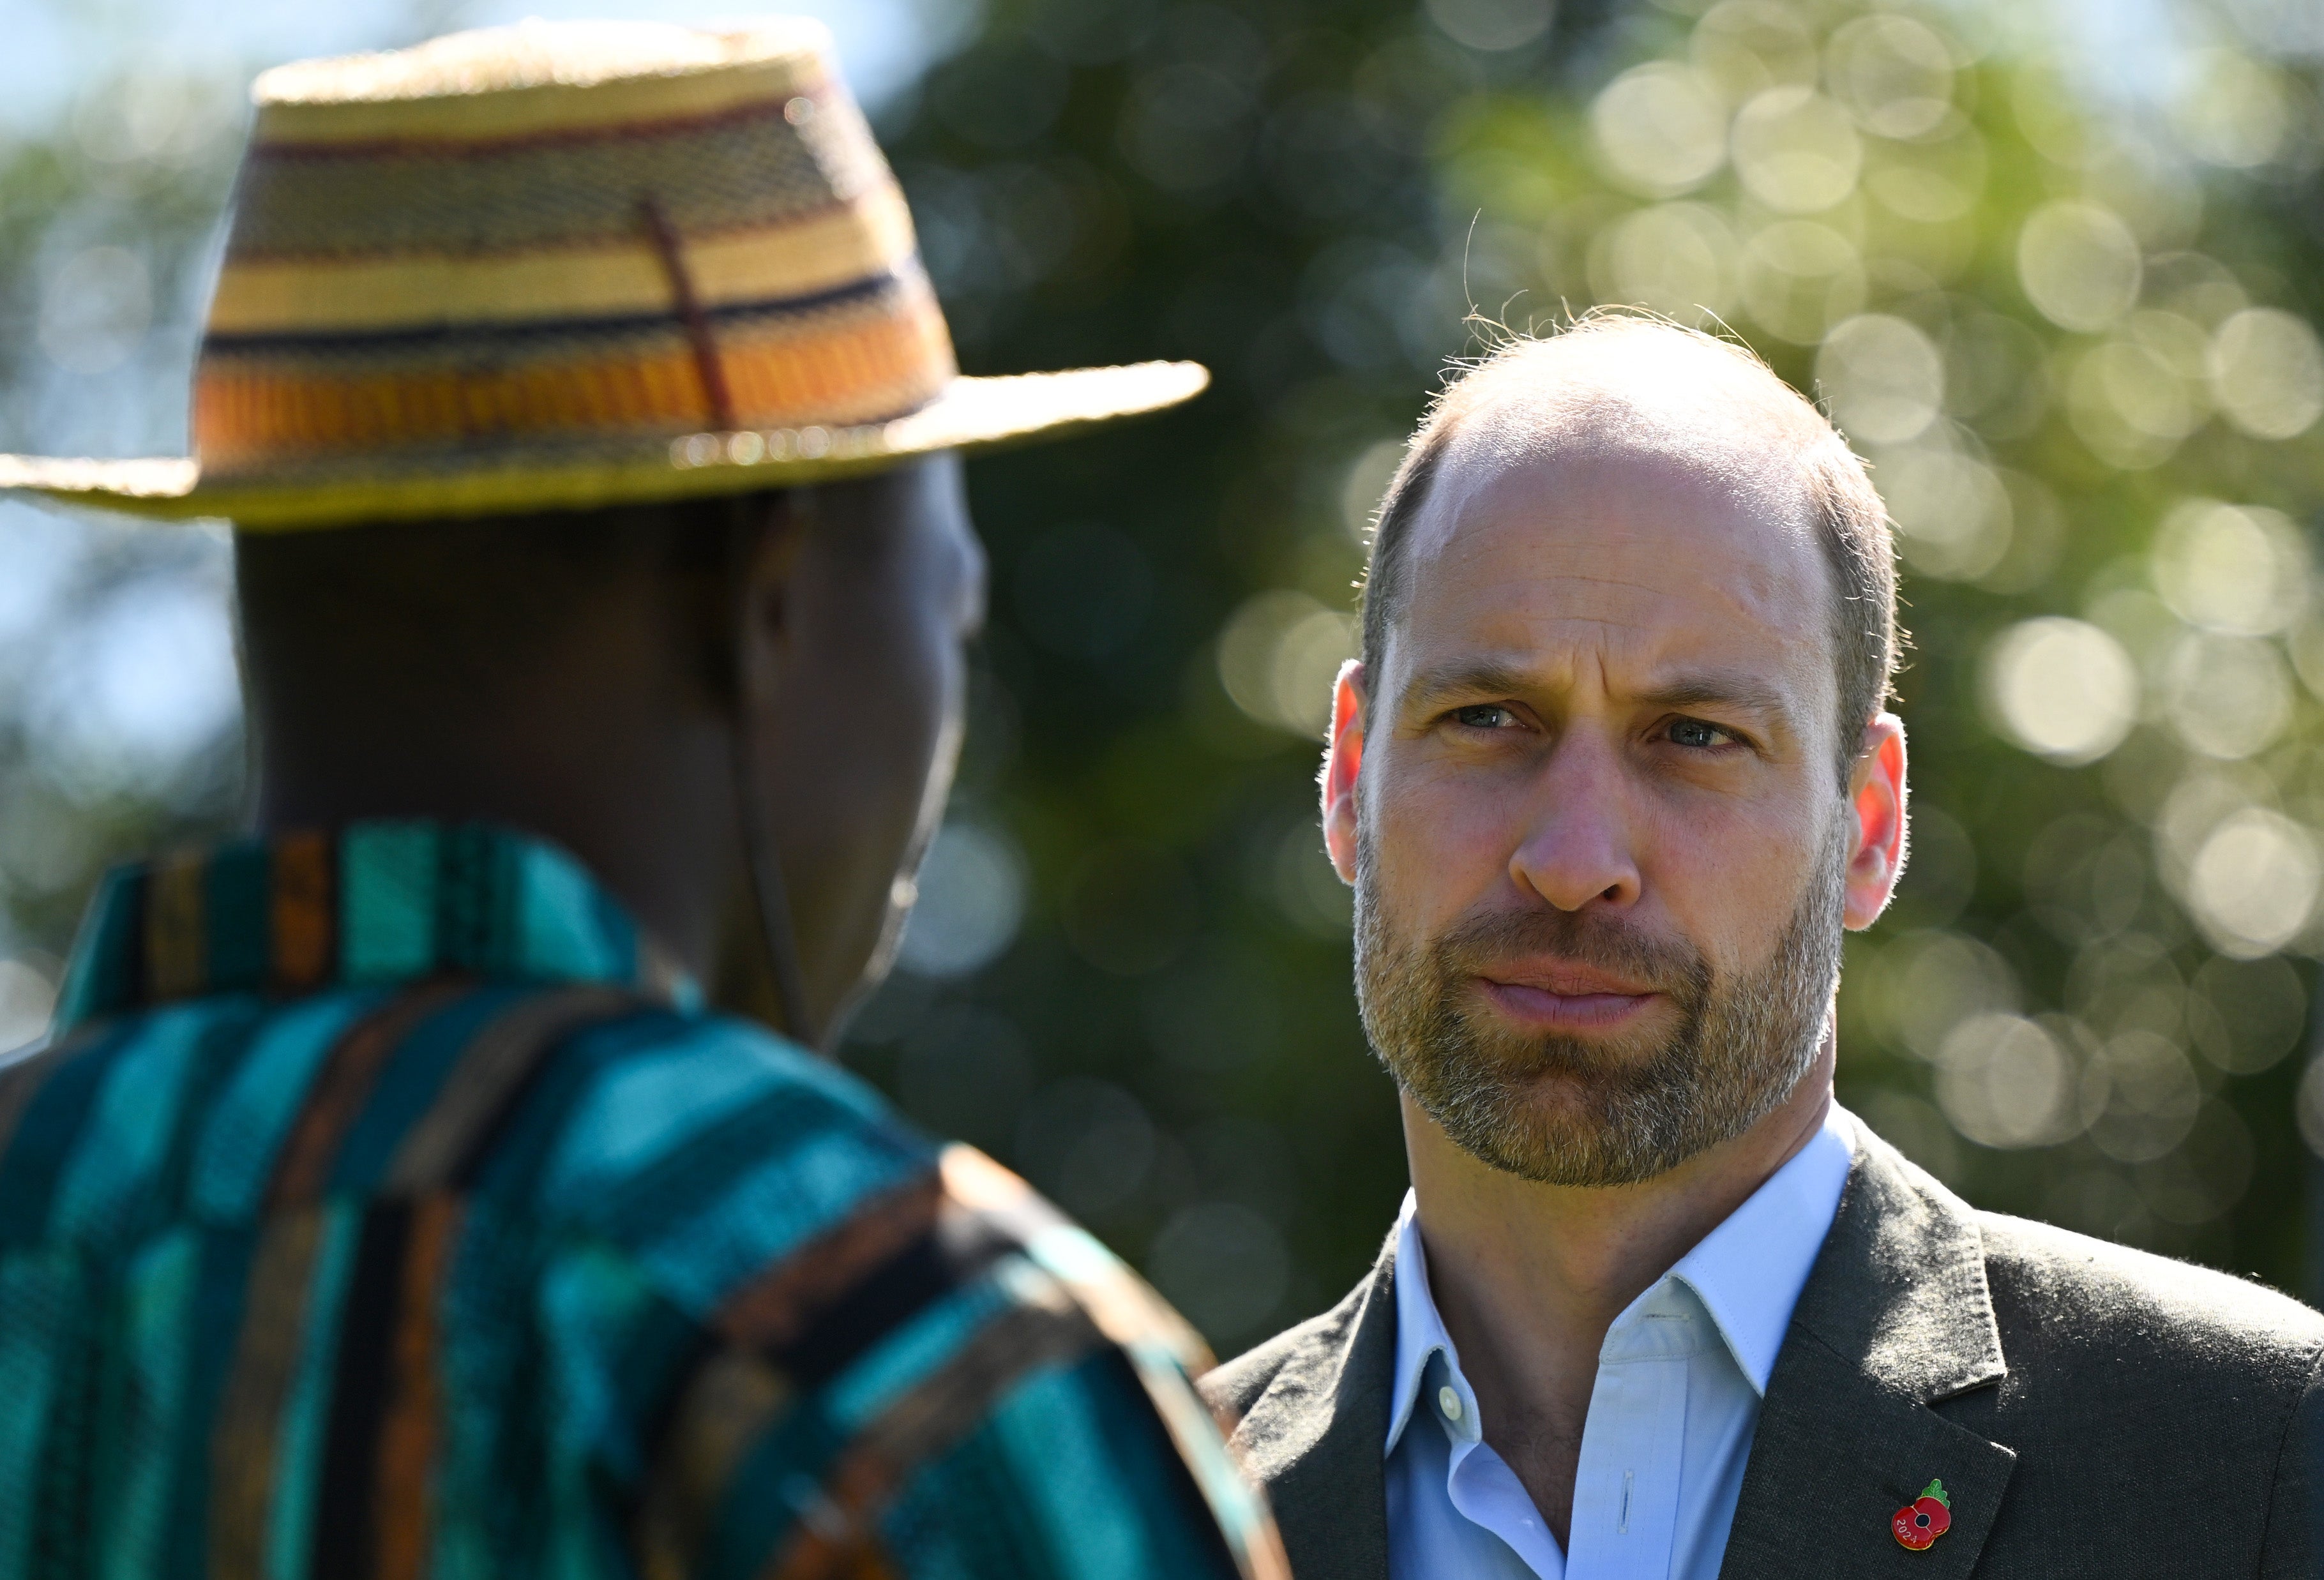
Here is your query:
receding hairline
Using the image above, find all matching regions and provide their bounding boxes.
[1419,321,1850,518]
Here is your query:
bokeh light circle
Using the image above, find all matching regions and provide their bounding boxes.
[2208,308,2324,440]
[2017,202,2141,333]
[1815,313,1943,443]
[1982,617,2139,765]
[2185,808,2320,956]
[2152,499,2309,635]
[1589,62,1730,197]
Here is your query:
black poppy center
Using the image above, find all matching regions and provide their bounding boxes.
[1915,1514,1931,1529]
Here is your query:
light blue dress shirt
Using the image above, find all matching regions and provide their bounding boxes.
[1384,1108,1854,1580]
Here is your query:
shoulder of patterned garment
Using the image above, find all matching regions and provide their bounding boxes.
[1203,1111,2323,1580]
[0,822,1287,1580]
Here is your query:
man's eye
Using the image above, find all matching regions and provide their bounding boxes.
[1666,717,1732,749]
[1452,704,1514,730]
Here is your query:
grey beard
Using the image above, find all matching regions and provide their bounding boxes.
[1354,818,1846,1187]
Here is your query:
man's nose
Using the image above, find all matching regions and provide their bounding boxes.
[1507,728,1643,913]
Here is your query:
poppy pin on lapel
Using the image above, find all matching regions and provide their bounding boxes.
[1892,1480,1952,1551]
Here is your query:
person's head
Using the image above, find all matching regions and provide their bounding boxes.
[1321,313,1907,1186]
[234,453,985,1041]
[46,17,1201,1048]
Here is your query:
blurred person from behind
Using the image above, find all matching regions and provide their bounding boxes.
[0,22,1286,1580]
[1202,314,2321,1578]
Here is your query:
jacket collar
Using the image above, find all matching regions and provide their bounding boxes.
[53,820,696,1031]
[1230,1226,1400,1580]
[1716,1113,2015,1578]
[1231,1109,2016,1580]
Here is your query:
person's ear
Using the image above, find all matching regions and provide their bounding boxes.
[1843,711,1907,930]
[714,490,813,705]
[1321,659,1368,885]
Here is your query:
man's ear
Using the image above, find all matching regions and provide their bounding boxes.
[1322,659,1368,885]
[709,490,812,704]
[1843,711,1908,931]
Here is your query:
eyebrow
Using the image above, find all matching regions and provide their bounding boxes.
[1399,661,1536,710]
[1634,672,1795,725]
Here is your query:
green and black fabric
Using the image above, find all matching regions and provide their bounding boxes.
[1202,1113,2323,1578]
[0,821,1284,1580]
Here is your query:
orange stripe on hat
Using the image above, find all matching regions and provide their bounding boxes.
[193,289,953,469]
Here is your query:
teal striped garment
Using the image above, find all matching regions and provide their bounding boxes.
[0,822,1284,1580]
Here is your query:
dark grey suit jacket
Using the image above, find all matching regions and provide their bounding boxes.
[1203,1121,2324,1577]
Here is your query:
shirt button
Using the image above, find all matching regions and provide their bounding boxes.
[1437,1385,1463,1422]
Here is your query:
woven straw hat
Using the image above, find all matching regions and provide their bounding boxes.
[0,19,1207,530]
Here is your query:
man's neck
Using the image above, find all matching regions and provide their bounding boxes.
[1401,1042,1836,1547]
[252,694,741,982]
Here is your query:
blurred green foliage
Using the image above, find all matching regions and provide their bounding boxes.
[0,56,248,1044]
[6,0,2324,1358]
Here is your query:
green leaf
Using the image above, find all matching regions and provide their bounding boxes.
[1919,1479,1950,1508]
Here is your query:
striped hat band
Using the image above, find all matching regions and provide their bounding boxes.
[0,20,1207,528]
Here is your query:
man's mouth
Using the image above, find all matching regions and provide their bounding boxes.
[1472,961,1663,1030]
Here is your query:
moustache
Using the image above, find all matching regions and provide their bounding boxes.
[1427,905,1711,1010]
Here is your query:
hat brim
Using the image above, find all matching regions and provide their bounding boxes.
[0,361,1207,530]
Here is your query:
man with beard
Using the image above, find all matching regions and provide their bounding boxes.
[1202,313,2323,1578]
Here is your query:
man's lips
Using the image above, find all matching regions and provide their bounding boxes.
[1472,964,1663,1030]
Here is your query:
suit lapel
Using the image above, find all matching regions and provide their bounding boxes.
[1718,1119,2017,1579]
[1228,1238,1399,1580]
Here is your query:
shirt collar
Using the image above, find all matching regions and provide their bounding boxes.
[53,820,697,1030]
[1658,1107,1853,1393]
[1384,1105,1854,1455]
[1386,1188,1467,1456]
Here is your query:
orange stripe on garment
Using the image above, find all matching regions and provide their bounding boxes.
[764,1284,1103,1580]
[632,1171,945,1578]
[211,987,475,1574]
[208,1204,331,1580]
[271,831,335,993]
[144,850,208,1002]
[191,305,949,468]
[714,1171,942,1350]
[381,985,644,1193]
[637,1350,795,1580]
[268,980,473,1208]
[373,1191,461,1580]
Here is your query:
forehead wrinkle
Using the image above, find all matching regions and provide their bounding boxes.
[1389,465,1835,739]
[1411,502,1816,654]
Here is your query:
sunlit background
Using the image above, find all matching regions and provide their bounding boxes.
[6,0,2324,1355]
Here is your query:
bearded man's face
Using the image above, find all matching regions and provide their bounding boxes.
[1322,436,1894,1188]
[1354,812,1846,1186]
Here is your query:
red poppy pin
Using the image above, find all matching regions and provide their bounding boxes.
[1891,1479,1952,1551]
